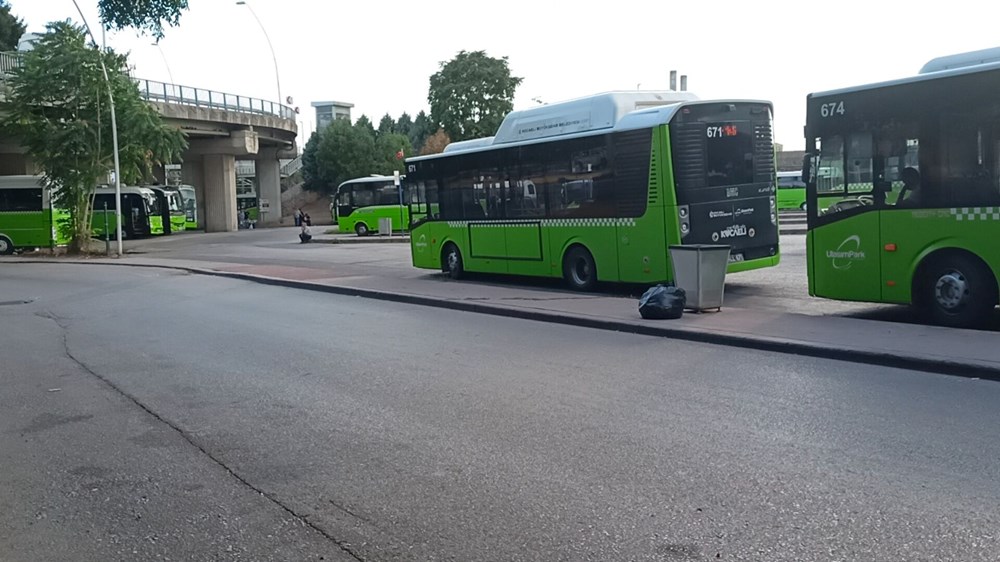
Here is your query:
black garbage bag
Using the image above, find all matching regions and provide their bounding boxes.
[638,284,686,320]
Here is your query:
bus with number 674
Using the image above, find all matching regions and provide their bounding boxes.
[804,47,1000,327]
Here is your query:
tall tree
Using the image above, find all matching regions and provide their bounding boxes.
[354,114,376,139]
[409,110,432,153]
[394,112,413,139]
[374,133,412,176]
[0,22,186,253]
[0,0,25,51]
[377,113,395,138]
[300,132,321,191]
[98,0,188,40]
[428,50,522,142]
[419,129,451,156]
[308,118,377,192]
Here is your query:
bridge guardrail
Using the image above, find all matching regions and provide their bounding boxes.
[1,51,296,121]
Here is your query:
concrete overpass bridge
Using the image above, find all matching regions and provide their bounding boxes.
[0,52,298,232]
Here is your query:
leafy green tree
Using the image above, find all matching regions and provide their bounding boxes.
[308,118,377,192]
[300,132,321,191]
[409,110,432,153]
[428,50,522,142]
[374,133,412,176]
[377,113,395,138]
[0,22,186,253]
[0,0,25,51]
[354,114,376,139]
[98,0,188,40]
[419,129,451,156]
[394,112,412,139]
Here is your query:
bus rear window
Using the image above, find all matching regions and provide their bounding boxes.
[706,121,754,187]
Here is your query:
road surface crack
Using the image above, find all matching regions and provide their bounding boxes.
[38,309,367,562]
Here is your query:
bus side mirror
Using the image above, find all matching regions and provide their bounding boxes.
[801,153,813,184]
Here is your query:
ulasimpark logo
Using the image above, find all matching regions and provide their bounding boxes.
[826,235,866,270]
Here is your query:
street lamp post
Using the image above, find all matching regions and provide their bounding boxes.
[71,0,123,256]
[151,41,175,86]
[235,0,282,107]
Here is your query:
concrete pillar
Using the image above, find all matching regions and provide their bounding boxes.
[203,154,237,232]
[256,156,281,226]
[181,158,206,230]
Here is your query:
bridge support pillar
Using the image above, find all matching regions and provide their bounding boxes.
[203,154,238,232]
[181,159,206,230]
[255,151,282,226]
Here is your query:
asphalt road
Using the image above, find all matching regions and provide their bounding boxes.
[2,264,999,561]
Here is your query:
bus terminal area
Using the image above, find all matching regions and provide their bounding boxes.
[8,226,998,378]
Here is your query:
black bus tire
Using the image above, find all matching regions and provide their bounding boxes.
[355,222,369,236]
[563,245,597,291]
[917,252,997,328]
[0,235,13,255]
[442,243,464,279]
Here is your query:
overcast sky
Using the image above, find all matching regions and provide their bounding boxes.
[13,1,1000,151]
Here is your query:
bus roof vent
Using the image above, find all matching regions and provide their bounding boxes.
[443,137,495,153]
[492,91,698,145]
[919,46,1000,74]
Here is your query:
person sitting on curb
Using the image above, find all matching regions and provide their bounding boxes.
[299,221,312,243]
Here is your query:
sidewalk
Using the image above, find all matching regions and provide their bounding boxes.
[13,254,1000,378]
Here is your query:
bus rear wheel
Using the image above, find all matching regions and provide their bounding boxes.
[442,243,464,279]
[0,235,13,255]
[917,253,997,328]
[563,246,597,291]
[355,222,369,236]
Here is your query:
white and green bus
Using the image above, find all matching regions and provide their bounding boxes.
[405,91,780,290]
[334,175,409,236]
[174,184,198,230]
[92,186,157,239]
[0,175,58,254]
[804,47,1000,327]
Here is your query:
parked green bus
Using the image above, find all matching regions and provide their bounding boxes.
[174,184,198,230]
[92,186,156,239]
[776,171,807,210]
[334,175,408,236]
[148,186,185,233]
[0,175,57,254]
[804,47,1000,327]
[405,91,780,290]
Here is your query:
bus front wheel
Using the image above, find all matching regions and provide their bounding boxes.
[916,253,997,328]
[442,243,464,279]
[563,246,597,291]
[0,235,13,255]
[355,222,369,236]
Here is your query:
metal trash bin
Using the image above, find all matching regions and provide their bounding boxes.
[378,217,393,236]
[668,244,732,312]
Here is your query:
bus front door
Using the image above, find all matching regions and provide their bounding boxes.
[808,210,883,302]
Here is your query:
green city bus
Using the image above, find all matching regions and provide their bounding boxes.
[334,175,409,236]
[405,91,780,290]
[804,47,1000,327]
[776,171,806,210]
[174,184,198,230]
[0,175,57,254]
[92,186,156,239]
[148,186,186,233]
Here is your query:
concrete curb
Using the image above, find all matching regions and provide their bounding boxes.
[13,258,998,380]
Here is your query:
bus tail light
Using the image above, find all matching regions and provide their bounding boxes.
[769,196,777,225]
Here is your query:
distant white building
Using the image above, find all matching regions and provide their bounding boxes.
[311,101,353,131]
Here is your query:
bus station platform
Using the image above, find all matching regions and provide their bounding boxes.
[13,252,1000,379]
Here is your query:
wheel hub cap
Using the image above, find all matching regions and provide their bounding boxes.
[935,271,968,310]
